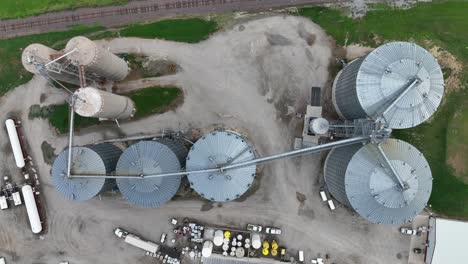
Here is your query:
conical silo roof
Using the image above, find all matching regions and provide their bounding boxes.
[51,144,121,201]
[115,141,184,208]
[324,138,432,224]
[186,131,256,202]
[333,42,444,129]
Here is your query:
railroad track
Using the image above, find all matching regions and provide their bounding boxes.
[0,0,339,33]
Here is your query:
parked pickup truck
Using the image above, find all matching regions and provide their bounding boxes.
[265,227,282,235]
[400,227,417,235]
[247,224,263,232]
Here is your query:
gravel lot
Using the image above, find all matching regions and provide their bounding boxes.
[0,16,410,264]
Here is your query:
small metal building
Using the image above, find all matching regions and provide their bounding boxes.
[65,36,129,81]
[51,143,122,201]
[73,87,135,119]
[115,140,187,208]
[324,138,432,224]
[332,42,444,129]
[186,131,256,202]
[22,43,81,85]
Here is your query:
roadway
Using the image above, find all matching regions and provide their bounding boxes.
[0,0,386,38]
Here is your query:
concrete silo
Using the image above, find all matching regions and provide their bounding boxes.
[186,131,256,202]
[73,87,135,119]
[51,143,122,201]
[65,36,129,81]
[332,42,444,129]
[324,138,432,225]
[115,140,187,208]
[22,43,82,85]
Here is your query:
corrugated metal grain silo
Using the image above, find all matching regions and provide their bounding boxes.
[65,36,129,81]
[186,131,256,202]
[332,42,444,129]
[324,138,432,224]
[115,140,187,208]
[73,87,135,119]
[51,143,122,201]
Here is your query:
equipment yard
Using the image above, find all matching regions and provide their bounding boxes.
[3,0,467,262]
[0,15,411,264]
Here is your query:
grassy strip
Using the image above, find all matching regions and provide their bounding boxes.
[129,87,181,118]
[300,2,468,217]
[298,2,468,61]
[119,18,218,43]
[0,0,127,19]
[48,104,100,134]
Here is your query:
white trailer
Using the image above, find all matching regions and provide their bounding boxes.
[21,185,42,234]
[5,119,25,168]
[124,234,159,254]
[0,196,8,209]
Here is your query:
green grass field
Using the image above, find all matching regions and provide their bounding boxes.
[48,104,99,134]
[129,87,181,118]
[120,18,218,43]
[0,0,127,19]
[300,2,468,217]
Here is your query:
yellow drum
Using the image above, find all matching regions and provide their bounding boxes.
[271,249,278,256]
[271,240,278,250]
[262,240,270,249]
[224,231,231,239]
[262,248,269,256]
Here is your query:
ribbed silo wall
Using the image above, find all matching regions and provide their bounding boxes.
[333,57,368,120]
[156,139,188,167]
[86,143,123,192]
[324,143,363,207]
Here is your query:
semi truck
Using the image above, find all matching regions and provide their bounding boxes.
[114,228,159,254]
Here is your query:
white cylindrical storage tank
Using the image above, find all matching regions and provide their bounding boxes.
[21,43,81,85]
[21,185,42,234]
[251,234,261,249]
[324,139,432,225]
[309,117,329,135]
[65,36,129,81]
[202,241,213,257]
[73,87,135,119]
[332,42,444,129]
[213,230,224,246]
[203,228,214,240]
[236,247,245,258]
[5,119,25,168]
